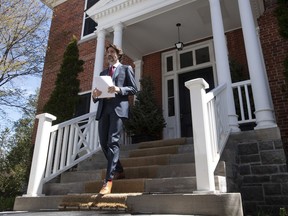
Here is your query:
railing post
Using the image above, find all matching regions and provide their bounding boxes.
[185,78,216,193]
[24,113,56,197]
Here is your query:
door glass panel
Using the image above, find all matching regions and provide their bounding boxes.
[196,47,210,64]
[167,80,175,116]
[180,51,193,68]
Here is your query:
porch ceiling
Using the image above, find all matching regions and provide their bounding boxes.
[122,0,241,59]
[41,0,264,61]
[101,0,263,60]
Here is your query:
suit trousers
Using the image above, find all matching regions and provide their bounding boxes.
[98,99,124,181]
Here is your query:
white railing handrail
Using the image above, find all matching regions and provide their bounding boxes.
[206,82,230,166]
[50,111,97,131]
[185,78,231,193]
[25,111,100,197]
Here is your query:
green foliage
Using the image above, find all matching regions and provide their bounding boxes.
[275,1,288,91]
[43,36,84,124]
[0,92,37,211]
[229,57,247,83]
[125,76,166,138]
[275,0,288,38]
[280,207,287,216]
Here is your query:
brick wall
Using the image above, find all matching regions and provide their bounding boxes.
[258,4,288,156]
[142,53,162,107]
[226,28,250,80]
[38,0,86,113]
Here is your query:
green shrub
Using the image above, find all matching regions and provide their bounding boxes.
[43,36,84,124]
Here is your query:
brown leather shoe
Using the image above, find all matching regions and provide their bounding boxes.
[99,181,112,195]
[113,171,125,180]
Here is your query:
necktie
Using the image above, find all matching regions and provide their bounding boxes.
[109,66,115,77]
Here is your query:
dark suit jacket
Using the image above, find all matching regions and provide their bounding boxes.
[93,63,137,120]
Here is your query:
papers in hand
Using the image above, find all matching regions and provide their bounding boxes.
[94,76,115,98]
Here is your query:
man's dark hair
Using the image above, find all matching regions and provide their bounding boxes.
[106,43,124,61]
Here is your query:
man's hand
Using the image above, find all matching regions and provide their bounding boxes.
[108,86,120,94]
[92,88,102,99]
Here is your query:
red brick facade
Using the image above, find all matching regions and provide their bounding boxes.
[226,28,249,80]
[38,0,85,113]
[142,53,162,107]
[258,4,288,154]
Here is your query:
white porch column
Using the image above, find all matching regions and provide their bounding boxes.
[133,60,142,90]
[208,0,240,132]
[90,28,107,112]
[238,0,277,129]
[113,23,124,48]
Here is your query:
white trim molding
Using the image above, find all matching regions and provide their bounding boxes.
[86,0,194,31]
[40,0,67,9]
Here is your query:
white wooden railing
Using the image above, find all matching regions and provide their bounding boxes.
[232,80,256,124]
[185,78,231,193]
[25,78,255,196]
[25,112,100,197]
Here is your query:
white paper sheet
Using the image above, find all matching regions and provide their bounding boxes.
[94,76,115,98]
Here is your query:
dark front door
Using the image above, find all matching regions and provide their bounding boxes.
[178,67,215,137]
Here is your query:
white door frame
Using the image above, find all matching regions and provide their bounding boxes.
[162,40,217,139]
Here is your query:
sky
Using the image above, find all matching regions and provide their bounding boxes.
[10,75,42,120]
[0,76,42,131]
[0,1,52,131]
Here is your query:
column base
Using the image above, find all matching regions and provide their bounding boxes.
[254,109,277,130]
[229,114,240,132]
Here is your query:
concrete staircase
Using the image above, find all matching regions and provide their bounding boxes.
[14,138,243,215]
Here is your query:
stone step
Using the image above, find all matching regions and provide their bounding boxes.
[61,162,197,184]
[121,152,195,167]
[14,195,65,211]
[14,192,243,216]
[61,156,225,184]
[61,153,195,183]
[85,176,226,194]
[60,170,103,183]
[45,163,198,195]
[44,175,226,196]
[127,144,193,158]
[133,137,189,149]
[43,182,86,195]
[76,141,193,171]
[126,193,243,215]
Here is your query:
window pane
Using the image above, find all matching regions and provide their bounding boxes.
[83,0,99,37]
[180,51,193,68]
[166,56,173,72]
[87,0,98,9]
[75,93,91,117]
[196,47,210,64]
[83,17,97,36]
[167,80,175,117]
